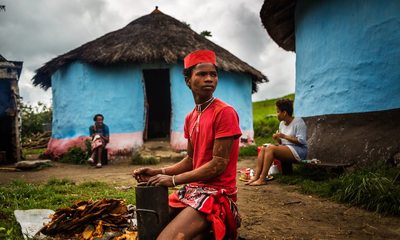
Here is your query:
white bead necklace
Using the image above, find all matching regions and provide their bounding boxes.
[196,96,215,112]
[190,97,216,137]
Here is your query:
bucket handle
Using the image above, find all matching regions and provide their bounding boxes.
[136,208,160,224]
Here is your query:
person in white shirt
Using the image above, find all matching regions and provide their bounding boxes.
[247,99,308,186]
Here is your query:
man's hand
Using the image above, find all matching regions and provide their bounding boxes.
[132,168,159,183]
[146,174,175,187]
[101,135,109,143]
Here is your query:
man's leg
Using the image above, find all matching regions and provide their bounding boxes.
[88,147,95,165]
[157,207,210,240]
[97,147,102,164]
[169,206,183,220]
[91,150,98,164]
[93,147,102,167]
[250,145,295,186]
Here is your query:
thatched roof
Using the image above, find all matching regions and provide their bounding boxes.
[1,55,23,80]
[33,8,267,92]
[260,0,295,52]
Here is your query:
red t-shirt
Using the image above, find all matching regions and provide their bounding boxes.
[184,98,242,193]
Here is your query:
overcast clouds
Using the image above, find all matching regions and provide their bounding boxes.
[0,0,295,106]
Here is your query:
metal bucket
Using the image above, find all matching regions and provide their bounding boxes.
[135,186,169,240]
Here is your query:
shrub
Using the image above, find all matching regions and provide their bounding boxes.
[59,141,91,165]
[277,163,400,215]
[239,145,258,156]
[20,102,52,143]
[253,116,279,145]
[253,117,279,138]
[131,152,160,165]
[335,167,400,215]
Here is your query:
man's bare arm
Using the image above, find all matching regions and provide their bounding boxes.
[173,137,234,185]
[133,140,194,183]
[162,140,194,175]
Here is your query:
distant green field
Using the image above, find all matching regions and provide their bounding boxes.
[252,93,295,122]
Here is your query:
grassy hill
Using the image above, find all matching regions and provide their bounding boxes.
[253,93,295,122]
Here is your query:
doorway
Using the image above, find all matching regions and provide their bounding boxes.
[143,69,171,140]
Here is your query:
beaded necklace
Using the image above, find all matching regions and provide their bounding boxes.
[190,97,216,138]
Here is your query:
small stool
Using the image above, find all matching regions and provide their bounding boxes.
[101,148,108,165]
[280,161,293,175]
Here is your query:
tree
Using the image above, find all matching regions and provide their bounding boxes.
[20,102,52,142]
[181,21,212,38]
[200,30,212,38]
[181,21,190,28]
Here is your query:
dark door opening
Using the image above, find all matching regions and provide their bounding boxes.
[0,116,12,163]
[143,69,171,140]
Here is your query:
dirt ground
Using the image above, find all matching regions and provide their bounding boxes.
[1,158,399,240]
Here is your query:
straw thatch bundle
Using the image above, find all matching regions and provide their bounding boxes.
[260,0,295,51]
[33,8,267,92]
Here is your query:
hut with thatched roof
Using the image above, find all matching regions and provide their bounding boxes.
[260,0,400,165]
[33,8,267,158]
[0,55,23,163]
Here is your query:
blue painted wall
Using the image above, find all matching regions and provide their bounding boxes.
[52,61,253,140]
[295,0,400,117]
[170,64,194,132]
[215,71,253,132]
[169,64,253,133]
[51,62,145,139]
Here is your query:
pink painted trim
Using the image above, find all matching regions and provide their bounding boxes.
[46,132,144,158]
[170,131,187,151]
[107,132,143,156]
[46,136,90,159]
[240,130,255,146]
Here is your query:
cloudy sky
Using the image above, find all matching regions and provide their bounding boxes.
[0,0,295,106]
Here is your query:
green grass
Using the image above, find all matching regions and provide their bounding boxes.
[0,179,136,240]
[254,136,274,146]
[239,145,258,157]
[276,163,400,215]
[252,93,294,122]
[131,152,160,165]
[253,116,280,145]
[59,140,91,165]
[22,148,46,157]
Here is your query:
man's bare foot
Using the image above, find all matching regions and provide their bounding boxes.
[249,179,268,186]
[245,177,258,185]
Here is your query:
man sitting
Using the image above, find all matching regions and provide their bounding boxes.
[88,113,109,168]
[133,50,242,239]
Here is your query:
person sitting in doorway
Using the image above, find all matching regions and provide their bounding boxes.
[247,99,308,186]
[88,113,109,168]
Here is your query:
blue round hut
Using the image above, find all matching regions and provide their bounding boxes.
[33,8,267,158]
[260,0,400,164]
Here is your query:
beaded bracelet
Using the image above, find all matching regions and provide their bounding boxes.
[172,175,176,187]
